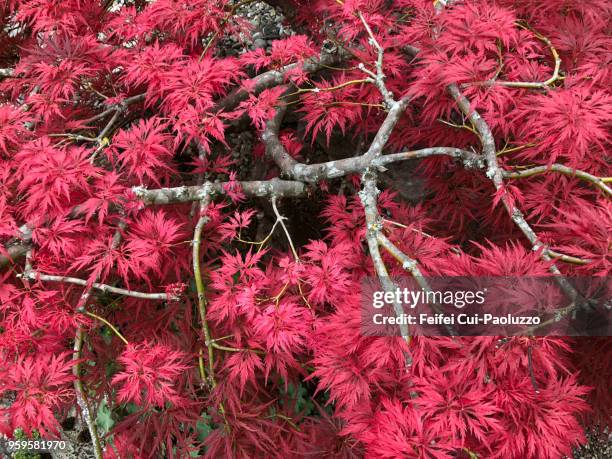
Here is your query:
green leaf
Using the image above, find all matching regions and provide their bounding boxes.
[96,399,116,434]
[196,413,213,442]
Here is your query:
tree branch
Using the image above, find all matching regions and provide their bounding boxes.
[447,83,579,297]
[400,35,591,268]
[375,232,429,291]
[83,93,146,124]
[375,148,483,169]
[467,23,562,89]
[68,222,127,459]
[0,238,30,269]
[262,103,301,176]
[1,180,306,268]
[436,1,580,301]
[216,47,347,112]
[71,332,103,459]
[263,97,427,182]
[19,271,175,300]
[193,189,215,387]
[359,171,412,362]
[192,189,229,425]
[364,97,411,157]
[503,164,612,197]
[271,196,299,261]
[133,178,307,205]
[357,11,395,106]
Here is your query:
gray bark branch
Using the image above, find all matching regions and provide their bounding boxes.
[133,179,307,205]
[20,271,174,300]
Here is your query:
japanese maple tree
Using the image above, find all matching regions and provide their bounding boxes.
[0,0,610,458]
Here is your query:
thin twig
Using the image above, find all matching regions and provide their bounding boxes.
[271,196,299,261]
[83,94,146,124]
[192,188,229,425]
[376,232,429,291]
[469,23,562,89]
[376,231,458,336]
[211,342,265,355]
[72,328,103,459]
[269,196,314,309]
[503,164,612,197]
[83,311,129,345]
[357,11,394,106]
[193,189,215,386]
[527,344,540,393]
[20,271,174,300]
[69,223,127,459]
[545,249,590,266]
[284,78,370,97]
